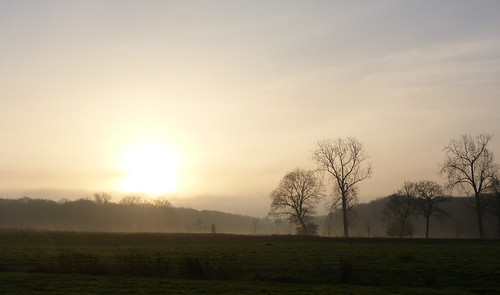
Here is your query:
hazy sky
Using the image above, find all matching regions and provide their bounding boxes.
[1,1,500,216]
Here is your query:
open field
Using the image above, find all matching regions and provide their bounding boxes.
[0,230,499,294]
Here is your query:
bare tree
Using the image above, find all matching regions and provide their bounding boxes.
[152,197,172,207]
[120,195,144,206]
[312,137,372,237]
[251,218,259,235]
[439,134,499,239]
[415,180,450,238]
[93,192,112,205]
[269,168,324,235]
[384,182,419,238]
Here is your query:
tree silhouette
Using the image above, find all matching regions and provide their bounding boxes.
[269,168,323,235]
[120,196,144,205]
[439,134,499,238]
[415,180,450,238]
[93,192,112,205]
[384,182,419,238]
[312,137,372,237]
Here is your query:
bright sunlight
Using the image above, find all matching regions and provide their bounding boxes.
[120,142,181,194]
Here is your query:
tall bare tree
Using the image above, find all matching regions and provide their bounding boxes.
[312,137,372,237]
[384,182,419,238]
[414,180,450,238]
[269,168,324,235]
[439,134,499,239]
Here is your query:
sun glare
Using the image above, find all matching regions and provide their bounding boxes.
[120,142,181,194]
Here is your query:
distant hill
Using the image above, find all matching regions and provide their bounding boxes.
[0,197,268,234]
[315,197,498,239]
[0,196,497,238]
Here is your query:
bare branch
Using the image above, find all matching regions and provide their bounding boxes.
[269,168,324,235]
[439,134,498,239]
[311,137,372,237]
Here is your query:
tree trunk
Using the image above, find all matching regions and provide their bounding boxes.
[342,196,349,238]
[475,192,486,239]
[299,218,307,234]
[425,215,430,239]
[400,219,405,239]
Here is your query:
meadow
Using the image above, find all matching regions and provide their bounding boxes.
[0,230,499,294]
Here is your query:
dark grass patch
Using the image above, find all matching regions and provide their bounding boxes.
[0,272,489,295]
[0,230,499,290]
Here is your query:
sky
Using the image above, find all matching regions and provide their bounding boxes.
[1,0,500,217]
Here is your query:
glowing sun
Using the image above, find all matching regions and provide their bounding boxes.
[120,142,181,194]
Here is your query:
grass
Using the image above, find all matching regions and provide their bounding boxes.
[0,272,492,295]
[0,230,499,294]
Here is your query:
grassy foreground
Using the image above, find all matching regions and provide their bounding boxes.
[0,230,499,294]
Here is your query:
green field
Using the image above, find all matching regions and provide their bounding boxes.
[0,230,499,294]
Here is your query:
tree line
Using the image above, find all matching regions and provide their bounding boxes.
[269,134,500,239]
[0,194,260,234]
[1,193,497,238]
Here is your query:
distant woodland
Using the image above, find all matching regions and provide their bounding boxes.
[0,195,498,239]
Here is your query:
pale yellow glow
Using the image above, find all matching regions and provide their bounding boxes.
[119,142,181,194]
